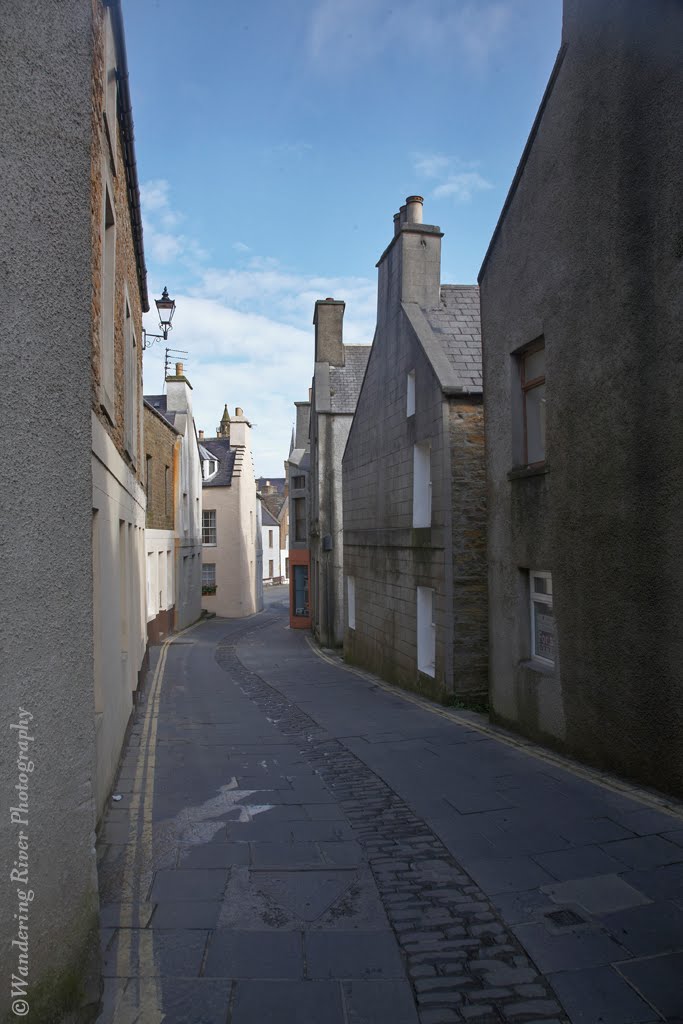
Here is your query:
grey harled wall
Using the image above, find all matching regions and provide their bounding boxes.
[342,260,454,697]
[480,0,683,794]
[0,0,99,1016]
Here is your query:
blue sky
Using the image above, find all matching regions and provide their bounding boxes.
[126,0,562,475]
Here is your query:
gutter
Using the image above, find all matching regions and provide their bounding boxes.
[105,0,150,312]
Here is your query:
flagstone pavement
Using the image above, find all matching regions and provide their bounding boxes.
[96,586,683,1024]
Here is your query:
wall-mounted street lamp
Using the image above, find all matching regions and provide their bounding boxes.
[142,286,176,350]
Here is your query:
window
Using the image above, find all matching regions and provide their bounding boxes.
[100,185,116,418]
[202,562,216,595]
[123,299,135,462]
[294,498,306,542]
[167,550,172,606]
[123,295,137,464]
[268,529,274,546]
[146,551,153,612]
[529,570,555,666]
[268,559,274,578]
[521,342,546,465]
[293,564,309,617]
[347,576,356,630]
[164,465,170,516]
[293,475,305,490]
[406,369,416,417]
[413,443,432,528]
[417,587,436,676]
[285,558,289,577]
[202,509,216,545]
[145,455,152,497]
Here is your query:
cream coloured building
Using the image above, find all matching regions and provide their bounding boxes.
[200,405,263,617]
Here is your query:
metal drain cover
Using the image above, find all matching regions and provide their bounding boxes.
[545,908,585,927]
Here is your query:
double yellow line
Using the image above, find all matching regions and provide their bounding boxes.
[109,622,199,1023]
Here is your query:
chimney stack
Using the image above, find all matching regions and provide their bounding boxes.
[198,429,204,440]
[376,195,443,312]
[229,406,251,448]
[313,297,345,367]
[165,359,193,415]
[405,195,424,224]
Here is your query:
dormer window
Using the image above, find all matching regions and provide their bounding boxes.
[201,451,219,481]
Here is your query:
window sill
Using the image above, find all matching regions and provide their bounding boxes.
[519,658,555,677]
[202,543,217,547]
[508,463,549,481]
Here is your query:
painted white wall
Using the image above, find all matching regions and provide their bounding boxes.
[262,520,281,580]
[92,413,146,818]
[145,529,174,620]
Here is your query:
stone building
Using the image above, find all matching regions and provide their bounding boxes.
[1,0,147,1014]
[144,362,203,641]
[287,401,312,628]
[200,405,263,617]
[479,0,683,795]
[309,299,370,647]
[343,197,487,701]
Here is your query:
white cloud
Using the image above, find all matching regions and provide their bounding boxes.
[308,0,511,71]
[413,154,451,179]
[413,154,493,203]
[433,172,493,202]
[141,181,376,475]
[140,179,171,212]
[141,178,207,270]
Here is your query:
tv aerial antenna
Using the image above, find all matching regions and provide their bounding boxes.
[164,347,189,388]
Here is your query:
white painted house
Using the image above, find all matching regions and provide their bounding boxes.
[262,504,282,582]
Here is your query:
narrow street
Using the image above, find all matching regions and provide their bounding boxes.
[98,587,683,1024]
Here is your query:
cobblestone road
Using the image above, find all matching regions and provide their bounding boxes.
[97,589,683,1023]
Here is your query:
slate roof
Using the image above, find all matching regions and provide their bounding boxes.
[261,505,279,528]
[200,437,236,487]
[144,394,179,428]
[261,491,286,520]
[423,285,482,394]
[328,346,372,413]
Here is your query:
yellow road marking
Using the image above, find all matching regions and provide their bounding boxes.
[110,621,201,1022]
[305,636,683,823]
